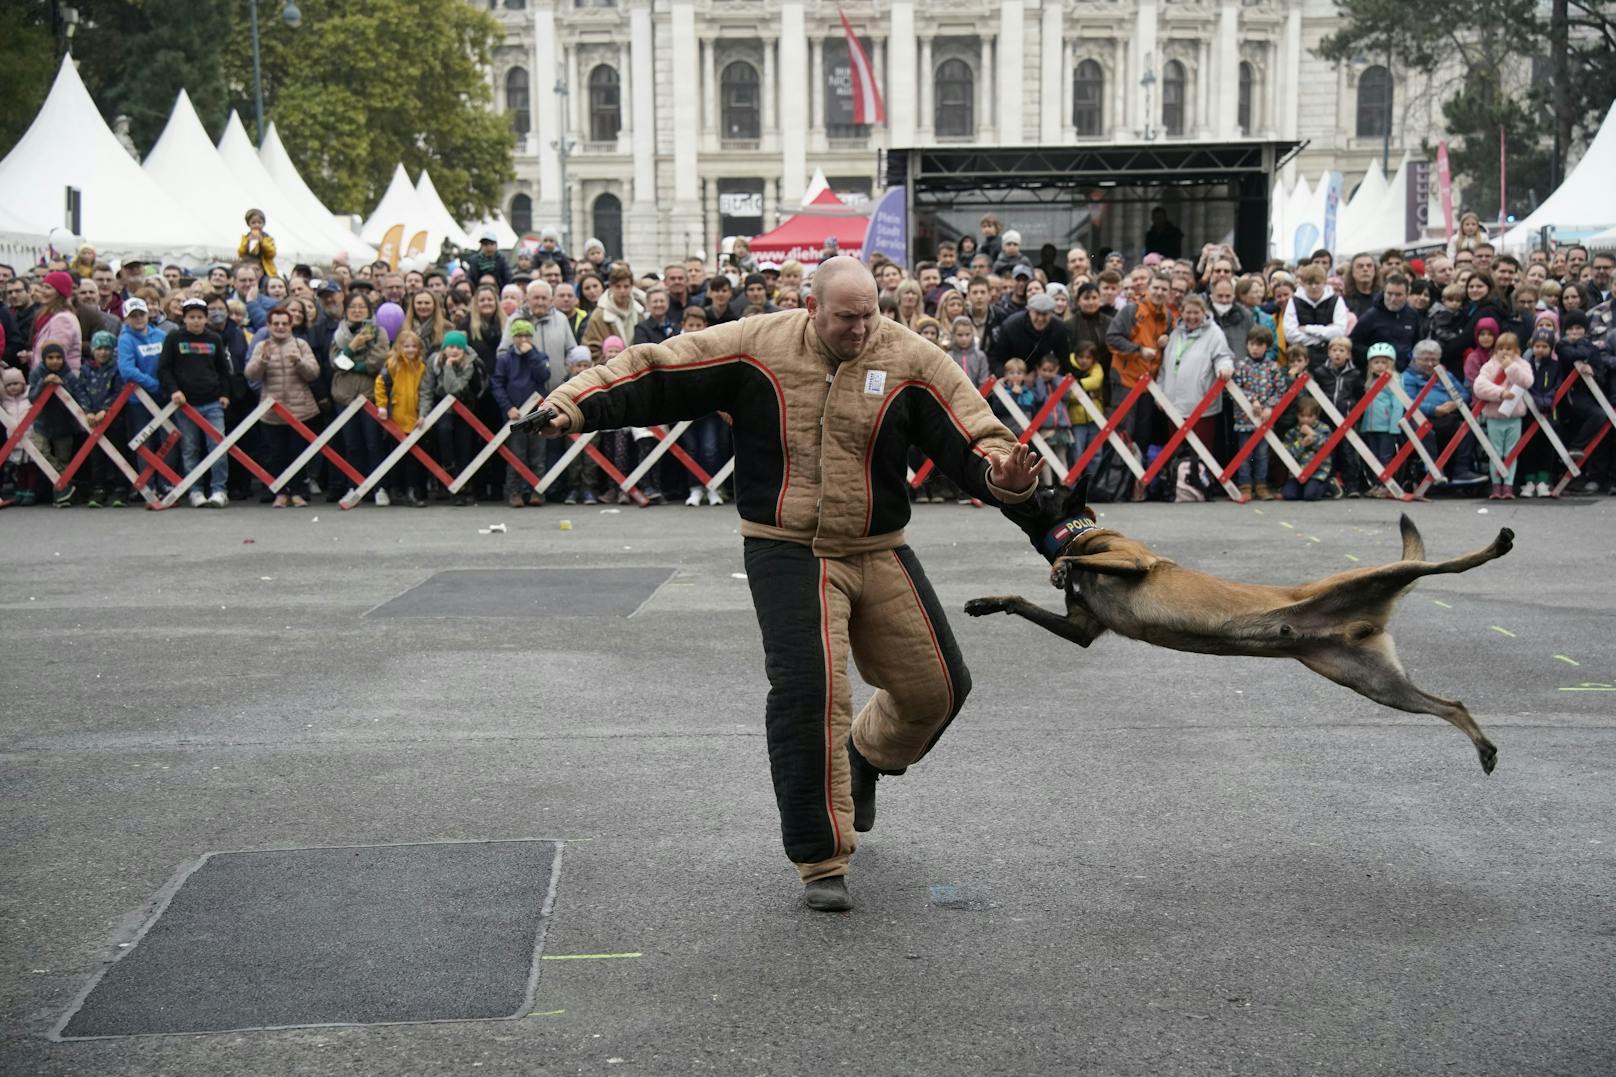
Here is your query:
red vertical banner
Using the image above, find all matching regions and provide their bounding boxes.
[1437,141,1454,240]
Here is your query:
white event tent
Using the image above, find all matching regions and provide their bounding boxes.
[258,122,375,261]
[462,212,520,249]
[216,111,341,262]
[1500,100,1616,247]
[0,56,218,257]
[361,164,432,252]
[414,170,474,252]
[142,90,255,255]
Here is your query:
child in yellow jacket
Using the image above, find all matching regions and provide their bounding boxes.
[1066,342,1107,476]
[374,330,434,506]
[238,209,279,280]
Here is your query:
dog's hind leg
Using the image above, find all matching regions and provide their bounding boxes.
[964,595,1107,647]
[1299,634,1498,774]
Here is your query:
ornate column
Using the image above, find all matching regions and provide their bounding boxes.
[762,35,777,139]
[671,1,700,208]
[533,1,562,223]
[978,33,996,141]
[917,34,934,142]
[780,1,808,204]
[997,0,1024,144]
[810,36,825,136]
[1134,0,1158,138]
[629,0,655,201]
[889,2,917,146]
[1040,0,1063,143]
[1112,36,1128,136]
[1216,0,1240,137]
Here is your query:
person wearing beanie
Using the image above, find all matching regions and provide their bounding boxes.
[26,341,80,504]
[1517,328,1562,497]
[33,271,82,373]
[1462,316,1501,390]
[992,229,1031,275]
[492,318,551,507]
[431,328,486,505]
[75,326,127,506]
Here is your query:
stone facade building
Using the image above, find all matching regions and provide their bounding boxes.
[482,0,1441,265]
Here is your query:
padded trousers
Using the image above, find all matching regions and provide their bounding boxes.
[743,538,972,882]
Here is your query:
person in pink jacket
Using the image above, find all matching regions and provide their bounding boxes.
[31,271,82,374]
[1470,331,1534,499]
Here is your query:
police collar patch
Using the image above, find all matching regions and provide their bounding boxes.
[1042,516,1099,559]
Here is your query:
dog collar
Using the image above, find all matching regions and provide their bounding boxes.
[1042,517,1099,559]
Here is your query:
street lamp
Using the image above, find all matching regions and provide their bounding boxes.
[251,0,303,146]
[1140,56,1157,142]
[552,78,576,249]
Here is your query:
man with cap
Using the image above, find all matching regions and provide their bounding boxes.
[988,292,1073,379]
[156,297,233,507]
[464,230,512,293]
[532,256,1043,913]
[984,263,1033,354]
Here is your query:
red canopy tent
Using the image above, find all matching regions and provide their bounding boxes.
[749,188,869,265]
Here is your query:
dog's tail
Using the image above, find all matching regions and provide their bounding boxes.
[1399,514,1426,562]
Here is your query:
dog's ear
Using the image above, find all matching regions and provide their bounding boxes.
[1062,475,1092,521]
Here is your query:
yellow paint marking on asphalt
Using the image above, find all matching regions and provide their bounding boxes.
[1432,600,1453,609]
[1554,655,1581,667]
[528,1010,567,1017]
[1560,683,1616,692]
[1252,507,1265,515]
[542,952,643,960]
[1305,535,1322,544]
[1279,521,1295,529]
[1344,554,1361,563]
[1490,626,1517,638]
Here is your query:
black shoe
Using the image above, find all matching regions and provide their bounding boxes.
[803,876,852,912]
[325,488,342,503]
[849,737,879,833]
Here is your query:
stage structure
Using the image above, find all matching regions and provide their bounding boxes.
[891,140,1303,270]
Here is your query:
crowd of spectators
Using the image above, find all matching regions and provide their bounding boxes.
[3,206,1614,510]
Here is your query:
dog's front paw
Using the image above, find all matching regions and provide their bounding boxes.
[1050,562,1071,589]
[964,597,1015,617]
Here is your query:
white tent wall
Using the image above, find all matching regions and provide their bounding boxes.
[216,112,339,262]
[142,90,255,256]
[1269,179,1289,260]
[1501,100,1616,248]
[0,56,218,259]
[258,123,376,261]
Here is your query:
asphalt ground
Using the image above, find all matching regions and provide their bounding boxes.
[2,494,1613,1075]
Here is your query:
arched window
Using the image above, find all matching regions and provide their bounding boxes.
[721,61,760,140]
[1073,60,1104,137]
[592,193,623,262]
[505,67,530,135]
[510,194,532,236]
[1162,60,1186,137]
[1357,65,1392,138]
[1237,61,1254,135]
[588,64,621,143]
[935,58,974,138]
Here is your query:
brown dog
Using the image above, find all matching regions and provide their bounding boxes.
[965,483,1513,773]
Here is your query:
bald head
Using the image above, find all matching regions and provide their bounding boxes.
[807,256,880,362]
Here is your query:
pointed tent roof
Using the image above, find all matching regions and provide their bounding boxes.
[259,122,374,260]
[463,212,520,249]
[362,164,432,247]
[0,56,216,254]
[1335,158,1389,254]
[1502,99,1616,245]
[750,206,870,265]
[216,111,338,260]
[413,170,474,251]
[801,168,832,207]
[142,90,249,253]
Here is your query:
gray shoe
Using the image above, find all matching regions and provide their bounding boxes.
[803,876,852,912]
